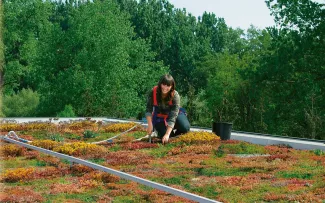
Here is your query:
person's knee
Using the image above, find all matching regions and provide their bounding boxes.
[181,122,190,133]
[176,116,190,133]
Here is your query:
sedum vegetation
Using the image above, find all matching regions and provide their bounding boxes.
[1,121,325,202]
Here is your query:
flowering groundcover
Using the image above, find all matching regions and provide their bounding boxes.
[1,121,325,202]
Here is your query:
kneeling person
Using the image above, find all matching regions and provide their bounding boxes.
[145,74,190,144]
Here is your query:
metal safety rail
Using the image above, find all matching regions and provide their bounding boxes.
[187,126,325,150]
[231,131,325,150]
[0,135,221,203]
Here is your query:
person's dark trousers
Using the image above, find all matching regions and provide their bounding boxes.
[154,113,190,138]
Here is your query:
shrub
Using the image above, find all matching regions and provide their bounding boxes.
[56,104,76,117]
[3,88,39,117]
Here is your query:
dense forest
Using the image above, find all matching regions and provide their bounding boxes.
[1,0,324,139]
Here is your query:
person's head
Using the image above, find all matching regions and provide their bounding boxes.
[157,74,175,100]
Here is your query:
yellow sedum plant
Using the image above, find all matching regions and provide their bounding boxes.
[0,124,23,131]
[0,122,56,131]
[1,144,25,157]
[177,131,220,144]
[2,168,35,183]
[31,140,60,150]
[101,122,138,133]
[53,142,107,158]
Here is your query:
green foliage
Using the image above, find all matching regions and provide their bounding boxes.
[313,149,325,156]
[160,176,187,185]
[276,171,313,179]
[0,1,4,117]
[219,142,266,154]
[128,131,147,139]
[36,160,46,167]
[185,90,212,127]
[109,144,122,152]
[88,158,105,165]
[82,130,98,139]
[195,167,247,177]
[0,1,3,72]
[28,0,167,117]
[63,133,81,140]
[56,105,76,118]
[148,143,176,158]
[214,145,225,157]
[3,0,53,94]
[49,133,64,142]
[2,88,39,117]
[203,52,242,122]
[2,0,325,140]
[185,184,219,199]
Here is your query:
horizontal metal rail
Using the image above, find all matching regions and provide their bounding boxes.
[0,136,221,203]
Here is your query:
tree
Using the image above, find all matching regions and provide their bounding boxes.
[31,0,167,117]
[0,0,4,116]
[258,0,325,138]
[201,52,241,123]
[3,0,53,94]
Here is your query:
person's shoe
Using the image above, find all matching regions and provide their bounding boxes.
[151,131,158,138]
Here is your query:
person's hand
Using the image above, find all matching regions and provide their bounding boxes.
[147,123,153,135]
[162,134,170,144]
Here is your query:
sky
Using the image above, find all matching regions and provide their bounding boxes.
[168,0,325,30]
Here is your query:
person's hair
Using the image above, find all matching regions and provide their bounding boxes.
[157,74,175,102]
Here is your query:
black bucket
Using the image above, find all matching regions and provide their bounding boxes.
[212,122,232,140]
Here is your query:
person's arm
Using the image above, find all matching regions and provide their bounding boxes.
[162,126,173,144]
[162,91,180,144]
[145,89,154,135]
[146,115,153,135]
[166,91,180,128]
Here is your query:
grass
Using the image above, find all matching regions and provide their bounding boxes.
[146,143,179,158]
[2,157,41,171]
[195,167,248,177]
[43,188,107,203]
